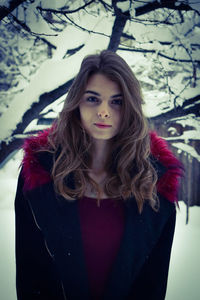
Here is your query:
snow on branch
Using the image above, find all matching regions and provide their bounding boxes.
[150,94,200,122]
[6,12,59,37]
[0,78,73,166]
[118,47,200,64]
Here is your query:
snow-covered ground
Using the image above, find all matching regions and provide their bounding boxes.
[166,203,200,300]
[0,152,200,300]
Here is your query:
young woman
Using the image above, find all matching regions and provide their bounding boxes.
[15,50,183,300]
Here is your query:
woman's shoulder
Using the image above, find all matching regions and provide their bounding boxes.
[149,131,184,205]
[21,128,54,192]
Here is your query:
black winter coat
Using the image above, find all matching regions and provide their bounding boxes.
[15,130,183,300]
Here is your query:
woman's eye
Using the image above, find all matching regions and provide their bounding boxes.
[112,99,122,105]
[86,96,98,103]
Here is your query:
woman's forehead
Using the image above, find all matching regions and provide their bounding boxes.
[86,73,121,93]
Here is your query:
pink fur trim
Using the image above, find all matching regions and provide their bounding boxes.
[22,129,52,191]
[22,128,183,203]
[150,131,183,203]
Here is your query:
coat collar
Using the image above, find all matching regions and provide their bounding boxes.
[22,128,183,204]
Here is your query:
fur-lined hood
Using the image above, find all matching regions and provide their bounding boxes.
[21,128,183,203]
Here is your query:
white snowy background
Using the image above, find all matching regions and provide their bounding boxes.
[0,0,200,299]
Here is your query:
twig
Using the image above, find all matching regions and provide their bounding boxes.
[118,47,200,63]
[64,14,110,38]
[36,0,95,15]
[7,12,58,36]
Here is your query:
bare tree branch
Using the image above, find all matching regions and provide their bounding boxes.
[0,0,26,21]
[131,8,184,26]
[118,47,200,63]
[98,0,112,11]
[36,0,95,15]
[176,37,197,88]
[63,14,110,38]
[7,12,58,37]
[122,33,200,48]
[149,94,200,123]
[135,0,199,16]
[0,78,74,165]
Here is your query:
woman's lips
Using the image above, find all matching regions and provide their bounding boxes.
[94,123,112,128]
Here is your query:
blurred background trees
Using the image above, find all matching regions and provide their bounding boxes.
[0,0,199,208]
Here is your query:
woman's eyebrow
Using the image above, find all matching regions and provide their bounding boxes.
[85,90,100,96]
[111,94,122,98]
[85,90,122,98]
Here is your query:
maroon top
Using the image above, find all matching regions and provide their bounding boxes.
[78,196,125,300]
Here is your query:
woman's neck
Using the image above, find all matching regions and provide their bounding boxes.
[85,139,111,198]
[91,139,110,174]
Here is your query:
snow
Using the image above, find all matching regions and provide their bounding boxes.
[172,142,200,162]
[167,130,200,141]
[116,0,130,12]
[171,116,200,129]
[188,0,200,12]
[0,151,200,299]
[142,90,172,117]
[0,151,22,209]
[0,209,16,300]
[0,15,112,142]
[166,202,200,300]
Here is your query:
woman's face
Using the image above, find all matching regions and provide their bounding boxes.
[79,73,123,141]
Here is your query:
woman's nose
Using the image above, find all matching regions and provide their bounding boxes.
[97,106,111,118]
[97,111,110,118]
[97,102,110,118]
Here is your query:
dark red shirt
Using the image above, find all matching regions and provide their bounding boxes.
[78,196,125,299]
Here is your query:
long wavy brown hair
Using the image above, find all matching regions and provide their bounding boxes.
[46,50,158,213]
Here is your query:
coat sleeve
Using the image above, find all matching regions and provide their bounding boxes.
[15,171,64,300]
[128,209,176,300]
